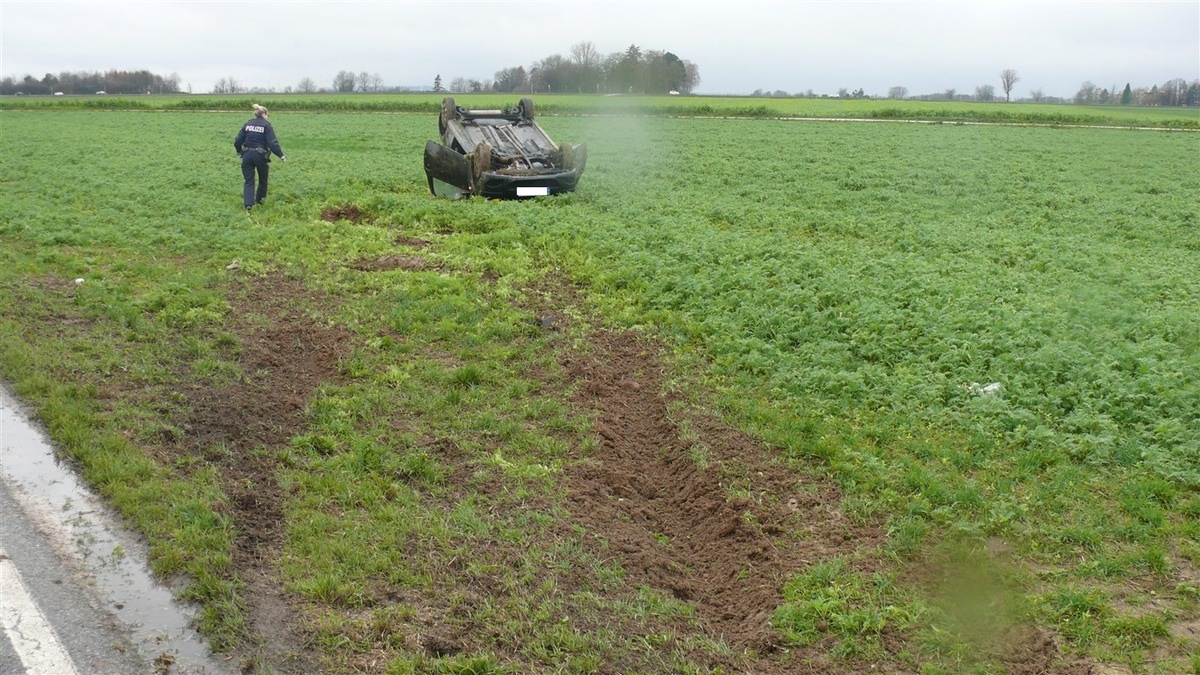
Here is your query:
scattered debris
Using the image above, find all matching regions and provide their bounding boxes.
[968,381,1003,396]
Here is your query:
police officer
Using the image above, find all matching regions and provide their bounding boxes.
[234,104,286,210]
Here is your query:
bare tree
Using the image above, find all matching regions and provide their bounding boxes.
[944,88,956,101]
[682,61,700,94]
[449,77,469,93]
[357,71,371,93]
[1000,68,1020,102]
[975,84,995,101]
[333,70,356,92]
[1162,77,1187,106]
[1074,81,1098,104]
[888,86,908,99]
[1029,88,1044,103]
[370,73,383,91]
[297,77,316,93]
[570,41,600,68]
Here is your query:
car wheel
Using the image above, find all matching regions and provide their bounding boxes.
[439,97,457,136]
[518,97,535,122]
[473,142,492,182]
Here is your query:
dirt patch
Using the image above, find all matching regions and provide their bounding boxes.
[994,625,1093,675]
[393,234,430,248]
[559,328,875,654]
[348,255,433,272]
[511,278,874,671]
[171,274,353,671]
[320,203,369,224]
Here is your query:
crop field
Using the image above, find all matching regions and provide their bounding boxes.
[5,91,1198,129]
[1,103,1198,673]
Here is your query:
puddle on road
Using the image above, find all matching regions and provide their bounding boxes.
[0,383,234,674]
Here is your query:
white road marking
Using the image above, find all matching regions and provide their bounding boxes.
[0,546,80,675]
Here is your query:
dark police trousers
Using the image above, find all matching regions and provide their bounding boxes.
[241,149,270,207]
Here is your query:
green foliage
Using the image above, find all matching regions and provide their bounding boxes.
[3,92,1196,128]
[2,108,1196,670]
[774,559,922,657]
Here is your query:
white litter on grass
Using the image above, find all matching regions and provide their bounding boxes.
[73,278,85,284]
[967,382,1003,396]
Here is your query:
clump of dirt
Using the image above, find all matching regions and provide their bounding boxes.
[393,234,430,248]
[348,255,433,272]
[996,626,1094,674]
[320,204,368,224]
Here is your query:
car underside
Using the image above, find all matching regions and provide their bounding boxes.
[423,97,586,199]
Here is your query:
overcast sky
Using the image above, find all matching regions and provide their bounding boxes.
[2,1,1197,97]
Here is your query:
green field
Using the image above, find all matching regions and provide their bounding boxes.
[4,91,1199,128]
[1,105,1198,673]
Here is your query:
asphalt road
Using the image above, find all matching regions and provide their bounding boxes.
[1,482,148,674]
[1,384,232,675]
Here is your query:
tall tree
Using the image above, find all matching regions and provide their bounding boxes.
[975,84,995,101]
[493,66,526,93]
[1074,81,1098,104]
[333,70,356,92]
[433,74,444,92]
[570,41,600,69]
[1184,80,1200,107]
[570,41,602,93]
[530,54,569,93]
[1120,83,1132,106]
[682,61,700,93]
[1000,68,1020,102]
[1161,78,1187,106]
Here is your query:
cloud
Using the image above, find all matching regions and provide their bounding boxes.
[2,1,1196,96]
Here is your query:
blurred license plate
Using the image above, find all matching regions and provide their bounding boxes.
[517,187,550,197]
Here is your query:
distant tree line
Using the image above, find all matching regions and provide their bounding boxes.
[1,70,182,95]
[757,73,1199,106]
[317,42,699,96]
[1072,78,1199,106]
[487,42,700,95]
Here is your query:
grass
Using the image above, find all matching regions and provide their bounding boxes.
[3,91,1197,128]
[1,107,1197,672]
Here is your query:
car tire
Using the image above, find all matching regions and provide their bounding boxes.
[473,142,492,182]
[519,97,535,122]
[439,97,457,136]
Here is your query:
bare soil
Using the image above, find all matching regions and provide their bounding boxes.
[347,255,434,272]
[562,328,875,651]
[37,266,1102,673]
[169,274,353,671]
[320,204,369,224]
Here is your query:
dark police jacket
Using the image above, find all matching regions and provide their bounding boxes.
[234,117,284,159]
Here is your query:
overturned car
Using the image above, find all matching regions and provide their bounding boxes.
[424,97,586,199]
